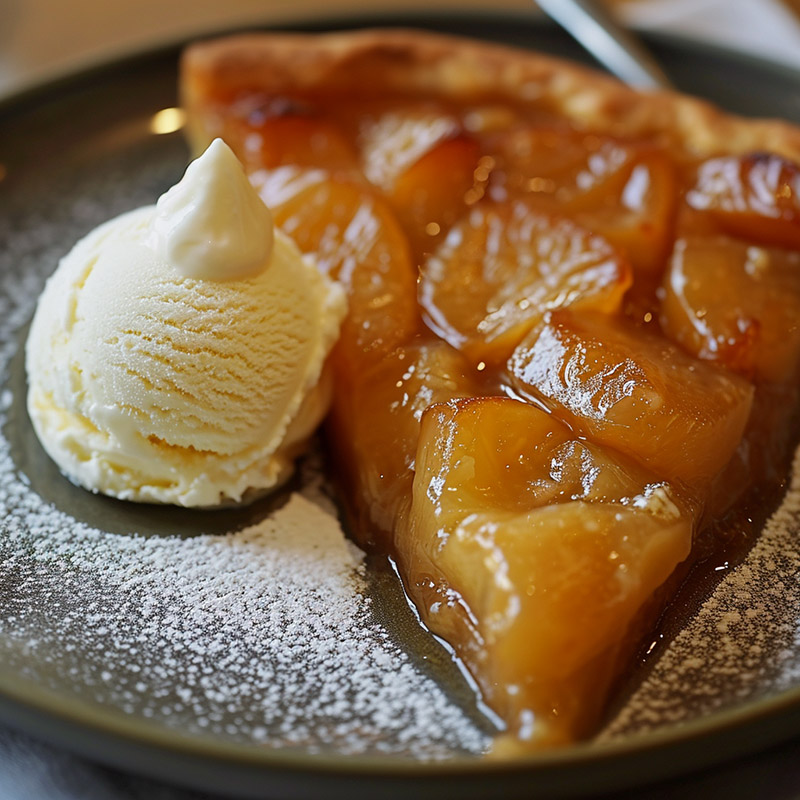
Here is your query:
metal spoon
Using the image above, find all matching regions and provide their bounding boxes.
[536,0,673,89]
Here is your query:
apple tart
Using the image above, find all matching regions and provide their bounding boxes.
[180,29,800,751]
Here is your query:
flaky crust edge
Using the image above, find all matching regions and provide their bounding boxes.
[180,27,800,162]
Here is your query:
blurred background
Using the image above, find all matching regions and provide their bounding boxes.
[1,0,800,99]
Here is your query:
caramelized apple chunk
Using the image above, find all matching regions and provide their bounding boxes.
[252,167,420,370]
[359,108,485,255]
[686,153,800,249]
[405,397,694,746]
[390,135,484,256]
[328,338,484,542]
[211,97,359,172]
[574,150,678,280]
[487,126,637,208]
[508,310,754,488]
[487,126,678,276]
[359,107,463,189]
[419,202,631,366]
[660,236,800,383]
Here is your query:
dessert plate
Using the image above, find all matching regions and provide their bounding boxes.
[2,12,800,799]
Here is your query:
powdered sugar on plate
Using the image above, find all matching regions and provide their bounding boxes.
[0,461,488,757]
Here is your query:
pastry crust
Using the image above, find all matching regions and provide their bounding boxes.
[181,28,800,162]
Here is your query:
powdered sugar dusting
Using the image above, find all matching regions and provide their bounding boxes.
[0,468,487,757]
[602,452,800,739]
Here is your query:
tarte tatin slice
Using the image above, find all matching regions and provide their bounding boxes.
[180,29,800,752]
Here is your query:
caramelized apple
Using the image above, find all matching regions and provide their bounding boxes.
[486,125,608,202]
[359,109,485,255]
[419,201,631,365]
[405,396,693,745]
[252,167,420,371]
[389,135,483,256]
[359,107,462,189]
[215,98,359,172]
[328,338,484,542]
[575,150,678,279]
[660,237,800,515]
[508,310,754,488]
[487,126,678,276]
[661,236,800,383]
[686,153,800,249]
[248,115,359,172]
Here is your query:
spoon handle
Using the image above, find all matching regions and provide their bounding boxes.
[536,0,673,89]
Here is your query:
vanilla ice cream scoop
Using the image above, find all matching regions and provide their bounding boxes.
[26,139,346,506]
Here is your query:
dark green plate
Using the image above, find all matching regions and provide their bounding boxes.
[2,12,800,800]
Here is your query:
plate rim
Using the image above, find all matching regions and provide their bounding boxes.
[3,667,800,797]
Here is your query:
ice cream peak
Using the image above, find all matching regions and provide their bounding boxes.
[25,141,346,507]
[150,137,274,281]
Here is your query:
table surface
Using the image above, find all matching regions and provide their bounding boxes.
[3,2,800,798]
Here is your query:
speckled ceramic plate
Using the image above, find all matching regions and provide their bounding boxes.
[3,12,800,800]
